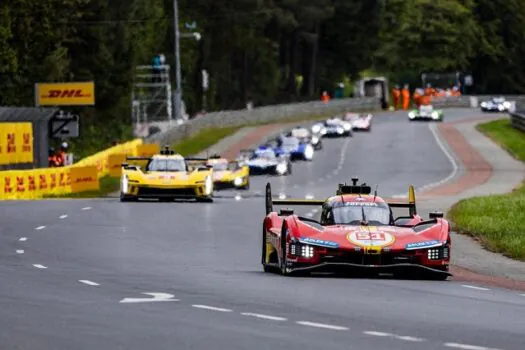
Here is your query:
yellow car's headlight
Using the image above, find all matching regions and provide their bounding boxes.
[204,176,213,195]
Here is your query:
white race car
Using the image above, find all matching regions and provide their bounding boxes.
[344,113,372,131]
[237,147,291,176]
[481,97,512,112]
[312,117,352,137]
[288,126,323,150]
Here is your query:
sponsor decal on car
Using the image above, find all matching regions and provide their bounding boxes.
[405,240,442,250]
[344,202,378,206]
[299,237,339,248]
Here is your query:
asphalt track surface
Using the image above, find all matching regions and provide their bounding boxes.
[1,108,524,350]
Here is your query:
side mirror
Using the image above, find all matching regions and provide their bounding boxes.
[429,211,444,219]
[279,208,294,216]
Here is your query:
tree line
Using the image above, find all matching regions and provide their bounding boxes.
[1,0,524,151]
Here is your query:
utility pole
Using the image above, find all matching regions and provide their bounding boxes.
[172,0,182,120]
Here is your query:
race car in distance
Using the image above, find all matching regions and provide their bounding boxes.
[311,117,352,137]
[480,97,512,112]
[344,113,373,131]
[408,104,444,122]
[271,135,315,161]
[200,155,249,190]
[237,146,291,176]
[262,178,451,280]
[120,147,214,202]
[288,126,323,150]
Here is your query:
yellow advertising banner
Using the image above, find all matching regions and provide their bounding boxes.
[0,122,34,165]
[108,153,127,178]
[35,81,95,106]
[137,144,160,157]
[70,166,99,193]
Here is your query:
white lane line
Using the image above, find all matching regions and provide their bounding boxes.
[363,331,392,337]
[192,304,233,312]
[35,226,46,230]
[16,250,24,254]
[444,342,501,350]
[78,280,100,286]
[394,335,425,342]
[58,215,68,219]
[296,321,348,331]
[19,237,28,242]
[461,284,490,291]
[240,312,287,321]
[81,207,92,210]
[120,293,178,303]
[33,264,47,269]
[234,194,242,201]
[278,193,286,199]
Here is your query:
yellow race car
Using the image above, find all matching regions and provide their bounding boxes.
[205,155,250,190]
[120,147,214,202]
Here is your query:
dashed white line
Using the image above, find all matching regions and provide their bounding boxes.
[278,193,286,199]
[35,226,46,230]
[58,215,68,219]
[33,264,47,269]
[234,194,242,201]
[444,342,501,350]
[240,313,287,321]
[461,284,490,291]
[394,335,425,342]
[78,280,100,286]
[19,237,28,242]
[192,304,233,312]
[363,331,391,337]
[16,250,24,254]
[296,321,348,331]
[82,206,92,210]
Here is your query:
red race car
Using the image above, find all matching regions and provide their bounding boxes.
[262,178,451,279]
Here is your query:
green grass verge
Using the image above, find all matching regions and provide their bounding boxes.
[449,118,525,260]
[172,126,242,156]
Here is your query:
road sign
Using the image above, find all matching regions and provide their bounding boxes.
[49,110,80,138]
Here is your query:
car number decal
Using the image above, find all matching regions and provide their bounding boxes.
[346,231,395,247]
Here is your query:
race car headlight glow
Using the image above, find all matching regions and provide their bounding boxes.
[427,248,441,260]
[276,163,287,174]
[432,111,439,119]
[343,122,351,131]
[481,102,487,107]
[311,136,319,144]
[408,112,415,119]
[337,127,344,134]
[311,125,321,133]
[204,175,213,195]
[304,145,314,160]
[301,245,314,258]
[503,101,511,108]
[233,177,243,186]
[320,127,327,135]
[121,175,129,194]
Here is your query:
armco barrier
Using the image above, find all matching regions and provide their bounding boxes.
[149,97,381,146]
[510,111,525,132]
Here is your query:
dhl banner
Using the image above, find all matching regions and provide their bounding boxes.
[35,82,95,106]
[0,122,33,165]
[137,144,160,157]
[0,166,99,200]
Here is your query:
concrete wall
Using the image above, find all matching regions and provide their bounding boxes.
[149,97,381,145]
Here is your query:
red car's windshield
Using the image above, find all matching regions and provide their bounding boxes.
[324,202,391,226]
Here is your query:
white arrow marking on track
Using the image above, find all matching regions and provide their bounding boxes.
[119,293,179,303]
[35,226,46,230]
[82,207,92,210]
[240,312,287,321]
[16,250,24,254]
[296,321,348,331]
[19,237,28,242]
[33,264,47,269]
[58,215,68,219]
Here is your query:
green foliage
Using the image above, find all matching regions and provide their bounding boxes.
[2,0,525,155]
[172,126,241,156]
[449,118,525,260]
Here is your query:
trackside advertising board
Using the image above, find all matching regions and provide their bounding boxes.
[0,122,34,165]
[35,82,95,106]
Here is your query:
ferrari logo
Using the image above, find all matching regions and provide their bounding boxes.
[364,246,382,255]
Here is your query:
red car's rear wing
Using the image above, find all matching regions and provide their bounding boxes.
[265,182,417,217]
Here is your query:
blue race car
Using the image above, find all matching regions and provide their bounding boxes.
[269,135,315,161]
[237,147,291,176]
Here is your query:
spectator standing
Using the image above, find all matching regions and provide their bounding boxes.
[152,53,161,82]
